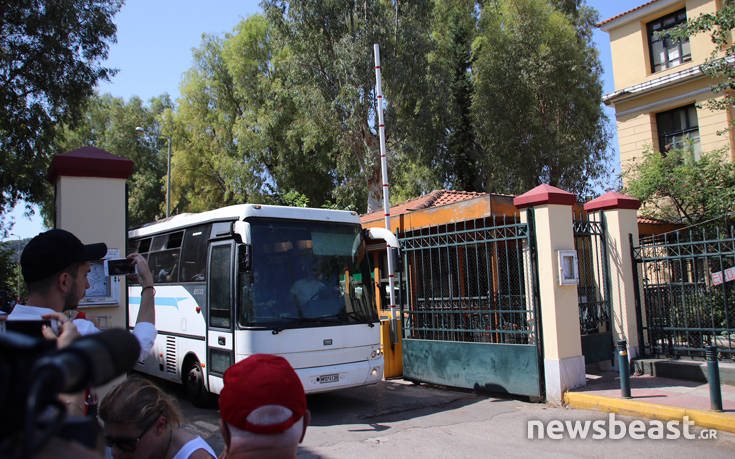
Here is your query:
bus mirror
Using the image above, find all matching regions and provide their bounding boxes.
[238,244,252,271]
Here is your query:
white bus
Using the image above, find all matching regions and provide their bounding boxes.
[127,204,390,404]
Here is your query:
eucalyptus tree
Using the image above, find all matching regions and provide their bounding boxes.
[471,0,610,196]
[263,0,434,212]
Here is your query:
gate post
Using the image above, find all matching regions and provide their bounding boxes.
[515,185,585,402]
[584,192,642,360]
[48,146,134,331]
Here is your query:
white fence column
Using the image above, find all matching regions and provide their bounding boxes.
[515,185,585,402]
[584,192,642,359]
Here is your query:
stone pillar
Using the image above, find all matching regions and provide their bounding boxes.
[515,185,585,402]
[48,147,134,330]
[584,192,642,360]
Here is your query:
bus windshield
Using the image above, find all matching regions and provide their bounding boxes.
[238,219,377,329]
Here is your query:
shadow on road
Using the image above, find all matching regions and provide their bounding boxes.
[306,379,509,427]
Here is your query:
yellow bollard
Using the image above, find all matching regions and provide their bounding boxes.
[380,319,403,378]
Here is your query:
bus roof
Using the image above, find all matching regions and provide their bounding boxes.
[128,204,361,238]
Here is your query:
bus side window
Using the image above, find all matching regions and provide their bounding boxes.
[148,232,182,284]
[129,238,151,285]
[181,224,210,282]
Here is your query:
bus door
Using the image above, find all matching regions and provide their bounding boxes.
[206,239,235,394]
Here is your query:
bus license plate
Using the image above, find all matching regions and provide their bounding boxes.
[318,373,339,384]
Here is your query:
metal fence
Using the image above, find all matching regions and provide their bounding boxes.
[633,224,735,359]
[574,211,611,335]
[398,215,537,345]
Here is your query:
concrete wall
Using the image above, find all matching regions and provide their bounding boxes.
[55,175,127,329]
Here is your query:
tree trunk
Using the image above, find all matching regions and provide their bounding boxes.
[367,180,383,214]
[363,126,383,214]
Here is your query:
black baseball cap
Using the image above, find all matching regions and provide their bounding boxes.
[21,229,107,283]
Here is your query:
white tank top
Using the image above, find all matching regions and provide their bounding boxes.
[172,436,216,459]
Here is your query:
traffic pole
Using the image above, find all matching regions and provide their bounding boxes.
[373,44,398,344]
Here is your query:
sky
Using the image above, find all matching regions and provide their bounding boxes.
[3,0,644,241]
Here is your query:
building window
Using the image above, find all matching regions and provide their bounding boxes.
[648,9,691,72]
[656,104,700,157]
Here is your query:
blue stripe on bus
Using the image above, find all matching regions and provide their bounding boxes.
[129,297,187,309]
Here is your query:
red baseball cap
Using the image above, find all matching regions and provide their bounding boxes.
[219,354,306,435]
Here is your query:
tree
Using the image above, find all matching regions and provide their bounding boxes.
[223,15,341,208]
[423,0,482,192]
[263,0,434,213]
[171,29,271,213]
[623,146,735,225]
[471,0,610,196]
[50,94,173,227]
[0,0,122,227]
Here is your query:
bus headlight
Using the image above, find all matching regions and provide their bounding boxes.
[370,348,382,360]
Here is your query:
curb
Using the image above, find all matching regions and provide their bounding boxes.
[563,391,735,434]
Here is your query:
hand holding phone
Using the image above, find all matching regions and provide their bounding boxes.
[104,258,138,277]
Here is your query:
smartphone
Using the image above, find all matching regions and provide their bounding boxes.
[104,258,138,277]
[5,319,55,338]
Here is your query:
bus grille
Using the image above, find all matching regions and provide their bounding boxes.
[165,336,177,374]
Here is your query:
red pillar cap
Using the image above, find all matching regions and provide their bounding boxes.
[513,184,576,209]
[48,146,134,183]
[584,192,641,211]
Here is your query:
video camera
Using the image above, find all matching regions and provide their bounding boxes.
[0,328,141,458]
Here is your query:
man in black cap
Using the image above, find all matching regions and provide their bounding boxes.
[7,229,157,355]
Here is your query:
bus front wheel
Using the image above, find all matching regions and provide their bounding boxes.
[183,358,208,407]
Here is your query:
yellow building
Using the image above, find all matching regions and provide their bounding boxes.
[599,0,735,177]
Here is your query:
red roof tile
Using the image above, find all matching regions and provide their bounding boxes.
[360,189,490,223]
[597,0,662,27]
[638,216,675,225]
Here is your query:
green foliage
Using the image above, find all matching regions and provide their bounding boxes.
[50,94,173,227]
[623,146,735,225]
[278,190,310,208]
[0,241,16,296]
[423,0,482,191]
[0,0,122,227]
[263,0,435,212]
[0,238,27,302]
[172,26,271,213]
[83,0,609,219]
[471,0,610,196]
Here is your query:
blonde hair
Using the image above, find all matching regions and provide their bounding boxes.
[99,377,182,428]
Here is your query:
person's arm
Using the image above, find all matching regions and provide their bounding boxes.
[128,253,155,325]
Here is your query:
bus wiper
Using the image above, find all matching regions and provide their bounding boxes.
[330,311,376,327]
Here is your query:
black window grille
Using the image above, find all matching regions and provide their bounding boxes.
[648,9,691,72]
[656,104,700,157]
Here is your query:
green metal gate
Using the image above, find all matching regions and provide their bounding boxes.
[632,223,735,359]
[574,211,613,364]
[398,213,543,398]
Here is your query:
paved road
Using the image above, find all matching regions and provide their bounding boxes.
[170,378,735,458]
